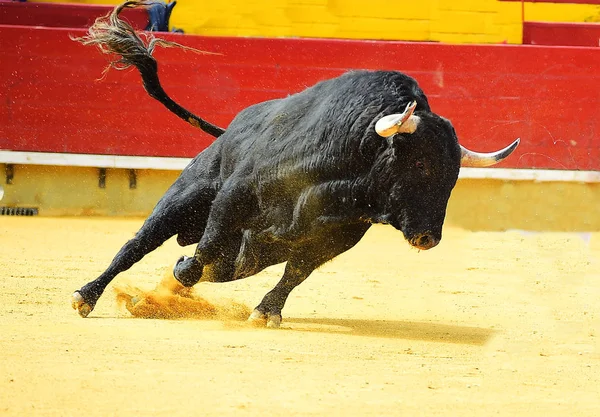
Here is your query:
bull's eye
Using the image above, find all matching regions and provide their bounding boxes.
[415,161,425,170]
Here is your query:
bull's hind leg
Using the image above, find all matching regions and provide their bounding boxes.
[249,222,370,328]
[173,230,243,286]
[72,181,215,317]
[173,180,258,287]
[72,216,178,317]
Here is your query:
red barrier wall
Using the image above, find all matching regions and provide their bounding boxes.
[524,21,600,47]
[1,24,599,170]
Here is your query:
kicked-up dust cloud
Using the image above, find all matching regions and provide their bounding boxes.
[114,269,251,320]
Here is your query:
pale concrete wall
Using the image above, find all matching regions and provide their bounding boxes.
[0,164,180,217]
[3,164,600,232]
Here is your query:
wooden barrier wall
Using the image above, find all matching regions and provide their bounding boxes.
[1,24,599,170]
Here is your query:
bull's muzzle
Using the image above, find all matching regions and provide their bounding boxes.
[408,232,439,250]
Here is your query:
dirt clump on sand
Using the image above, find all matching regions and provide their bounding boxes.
[115,269,251,321]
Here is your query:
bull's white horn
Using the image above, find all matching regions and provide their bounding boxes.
[460,138,520,167]
[375,101,419,137]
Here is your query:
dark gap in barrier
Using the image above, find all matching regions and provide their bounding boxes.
[0,207,39,216]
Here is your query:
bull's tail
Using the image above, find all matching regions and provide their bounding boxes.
[73,0,225,138]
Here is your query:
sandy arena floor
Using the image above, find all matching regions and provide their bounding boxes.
[0,216,599,416]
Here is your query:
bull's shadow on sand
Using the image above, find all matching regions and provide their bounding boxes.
[280,318,494,346]
[111,282,493,346]
[111,314,493,345]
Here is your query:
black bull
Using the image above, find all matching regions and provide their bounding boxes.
[71,1,519,327]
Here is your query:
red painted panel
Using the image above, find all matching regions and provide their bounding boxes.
[1,24,599,170]
[524,21,600,47]
[0,2,148,29]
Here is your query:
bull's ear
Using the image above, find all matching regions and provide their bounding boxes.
[375,101,420,138]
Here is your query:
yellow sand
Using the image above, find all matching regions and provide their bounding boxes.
[0,216,598,416]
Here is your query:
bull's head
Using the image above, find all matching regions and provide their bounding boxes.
[376,102,520,167]
[372,101,519,250]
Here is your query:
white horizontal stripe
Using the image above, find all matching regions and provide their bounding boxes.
[460,168,600,183]
[0,150,192,170]
[1,151,599,182]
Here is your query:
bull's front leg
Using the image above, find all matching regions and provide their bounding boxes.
[249,222,370,328]
[248,262,313,328]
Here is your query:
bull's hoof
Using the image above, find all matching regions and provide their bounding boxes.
[247,309,266,326]
[173,255,203,287]
[71,291,93,318]
[266,314,282,329]
[247,309,282,329]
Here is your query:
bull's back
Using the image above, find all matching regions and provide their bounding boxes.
[215,70,429,181]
